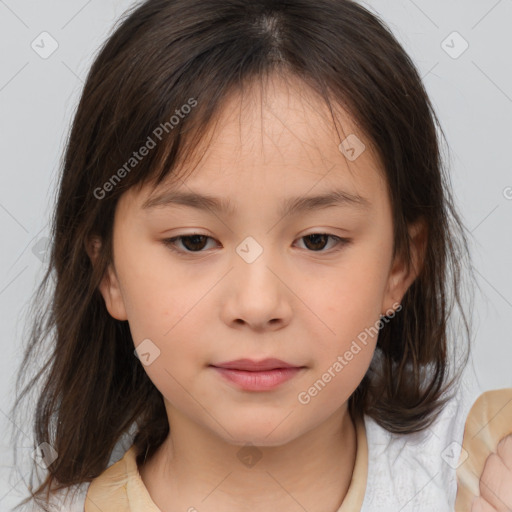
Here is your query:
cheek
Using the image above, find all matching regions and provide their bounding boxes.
[310,252,390,336]
[299,246,389,385]
[127,306,206,410]
[297,328,376,412]
[117,249,212,380]
[299,285,380,409]
[117,243,201,338]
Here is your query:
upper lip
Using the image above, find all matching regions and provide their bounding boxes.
[211,358,302,371]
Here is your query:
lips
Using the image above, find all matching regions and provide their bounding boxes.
[210,358,306,391]
[211,358,301,371]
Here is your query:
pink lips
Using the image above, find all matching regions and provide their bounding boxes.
[210,358,304,391]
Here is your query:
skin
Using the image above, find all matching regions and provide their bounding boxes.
[471,434,512,512]
[88,73,426,512]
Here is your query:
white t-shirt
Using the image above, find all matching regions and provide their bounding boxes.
[360,381,479,511]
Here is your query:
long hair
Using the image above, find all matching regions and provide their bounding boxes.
[10,0,474,509]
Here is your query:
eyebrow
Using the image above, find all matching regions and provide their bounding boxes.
[142,188,371,217]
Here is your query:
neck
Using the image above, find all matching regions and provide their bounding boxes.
[139,405,358,512]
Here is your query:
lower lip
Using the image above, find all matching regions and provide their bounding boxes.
[211,366,303,391]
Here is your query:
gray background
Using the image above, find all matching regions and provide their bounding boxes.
[1,0,511,508]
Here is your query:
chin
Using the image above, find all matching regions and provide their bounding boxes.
[230,435,292,449]
[217,422,300,449]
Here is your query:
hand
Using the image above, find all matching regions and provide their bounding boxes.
[471,434,512,511]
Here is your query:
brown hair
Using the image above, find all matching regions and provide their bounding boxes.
[10,0,474,509]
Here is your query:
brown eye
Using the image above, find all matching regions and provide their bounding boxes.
[302,234,330,251]
[298,234,350,252]
[163,234,214,253]
[162,232,351,256]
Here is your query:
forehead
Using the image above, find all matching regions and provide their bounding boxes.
[126,72,388,215]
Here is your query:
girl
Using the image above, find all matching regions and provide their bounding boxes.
[9,0,511,510]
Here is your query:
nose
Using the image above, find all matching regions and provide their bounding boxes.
[220,244,292,332]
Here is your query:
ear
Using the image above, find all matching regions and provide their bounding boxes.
[381,218,428,315]
[85,236,128,321]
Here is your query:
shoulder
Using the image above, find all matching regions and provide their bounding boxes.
[455,387,512,511]
[84,445,136,511]
[15,483,90,512]
[461,387,512,433]
[14,432,137,512]
[361,386,477,512]
[53,485,90,511]
[84,444,159,511]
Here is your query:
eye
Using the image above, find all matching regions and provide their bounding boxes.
[295,233,351,252]
[162,234,217,253]
[162,232,351,255]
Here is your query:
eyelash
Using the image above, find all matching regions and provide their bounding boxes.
[162,233,351,255]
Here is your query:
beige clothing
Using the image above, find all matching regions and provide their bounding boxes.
[82,388,512,511]
[84,416,368,512]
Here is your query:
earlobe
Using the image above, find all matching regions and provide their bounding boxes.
[86,235,128,321]
[381,218,428,315]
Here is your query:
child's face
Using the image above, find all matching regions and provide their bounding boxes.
[96,74,420,446]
